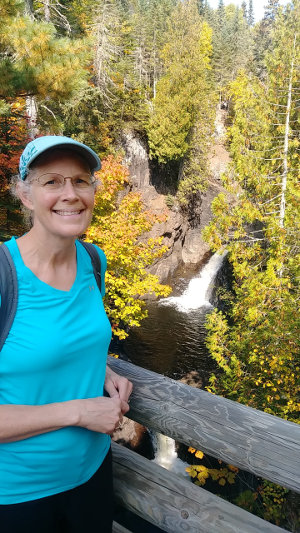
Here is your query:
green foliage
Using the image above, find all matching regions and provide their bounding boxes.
[3,17,89,99]
[258,481,289,525]
[210,3,254,90]
[62,86,112,156]
[201,11,299,525]
[147,0,213,163]
[0,3,91,138]
[177,175,206,209]
[165,194,176,209]
[176,94,216,214]
[203,45,299,421]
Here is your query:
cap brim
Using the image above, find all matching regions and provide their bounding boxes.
[30,143,101,173]
[20,136,101,180]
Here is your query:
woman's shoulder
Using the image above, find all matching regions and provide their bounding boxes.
[92,244,107,266]
[77,240,107,270]
[1,236,17,252]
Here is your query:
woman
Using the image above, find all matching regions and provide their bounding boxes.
[0,135,132,532]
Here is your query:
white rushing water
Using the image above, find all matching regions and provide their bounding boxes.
[150,252,227,473]
[152,433,189,478]
[160,251,227,313]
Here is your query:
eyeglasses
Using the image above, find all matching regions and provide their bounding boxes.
[34,173,96,191]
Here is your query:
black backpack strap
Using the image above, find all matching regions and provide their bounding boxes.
[79,241,103,296]
[0,244,18,352]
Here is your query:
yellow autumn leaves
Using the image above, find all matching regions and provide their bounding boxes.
[86,156,171,338]
[186,447,239,487]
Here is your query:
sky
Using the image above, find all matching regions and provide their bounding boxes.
[208,0,290,22]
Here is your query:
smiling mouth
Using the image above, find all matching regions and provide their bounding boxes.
[53,210,84,216]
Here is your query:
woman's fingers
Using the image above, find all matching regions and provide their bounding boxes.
[104,368,133,404]
[76,396,125,435]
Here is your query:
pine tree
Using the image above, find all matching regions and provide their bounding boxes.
[129,0,177,99]
[197,0,205,15]
[263,0,280,22]
[211,4,254,92]
[146,0,213,163]
[0,2,90,133]
[32,0,72,33]
[241,0,247,21]
[253,0,280,78]
[248,0,254,26]
[218,0,224,12]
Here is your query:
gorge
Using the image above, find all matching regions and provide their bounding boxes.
[121,108,230,283]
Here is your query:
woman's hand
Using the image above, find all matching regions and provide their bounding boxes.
[0,369,133,442]
[104,366,133,415]
[75,396,125,435]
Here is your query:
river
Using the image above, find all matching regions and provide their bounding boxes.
[114,252,227,532]
[120,251,226,387]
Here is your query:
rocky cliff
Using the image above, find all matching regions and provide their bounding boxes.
[121,109,230,282]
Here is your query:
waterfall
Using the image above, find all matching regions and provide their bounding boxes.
[152,433,189,478]
[160,251,227,312]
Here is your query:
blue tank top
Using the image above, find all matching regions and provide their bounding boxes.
[0,237,112,503]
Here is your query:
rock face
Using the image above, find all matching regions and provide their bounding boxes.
[112,417,154,460]
[121,111,230,282]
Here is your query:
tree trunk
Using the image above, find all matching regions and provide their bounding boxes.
[279,33,296,229]
[44,0,51,22]
[24,0,34,18]
[26,96,38,140]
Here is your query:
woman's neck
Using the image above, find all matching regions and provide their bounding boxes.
[16,229,78,291]
[17,227,77,268]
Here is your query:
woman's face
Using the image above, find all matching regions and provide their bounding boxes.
[21,151,96,240]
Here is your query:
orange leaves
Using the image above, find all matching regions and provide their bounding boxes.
[95,155,129,203]
[0,97,28,179]
[188,447,204,459]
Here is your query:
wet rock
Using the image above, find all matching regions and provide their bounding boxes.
[112,417,154,460]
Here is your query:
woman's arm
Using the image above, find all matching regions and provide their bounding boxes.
[0,395,125,444]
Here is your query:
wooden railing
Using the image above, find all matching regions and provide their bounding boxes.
[108,358,300,533]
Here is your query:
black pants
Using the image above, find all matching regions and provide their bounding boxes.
[0,448,113,533]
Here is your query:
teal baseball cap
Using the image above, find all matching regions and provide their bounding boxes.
[19,135,101,180]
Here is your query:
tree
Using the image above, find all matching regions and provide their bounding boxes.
[241,0,247,20]
[197,0,205,15]
[210,4,254,93]
[202,3,300,425]
[204,70,299,420]
[130,0,177,99]
[248,0,254,26]
[0,3,90,136]
[253,0,281,78]
[31,0,72,33]
[147,0,213,163]
[263,0,280,22]
[86,155,171,339]
[201,16,299,512]
[0,98,28,240]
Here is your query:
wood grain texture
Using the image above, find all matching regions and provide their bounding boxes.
[108,357,300,492]
[112,442,288,533]
[112,521,132,533]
